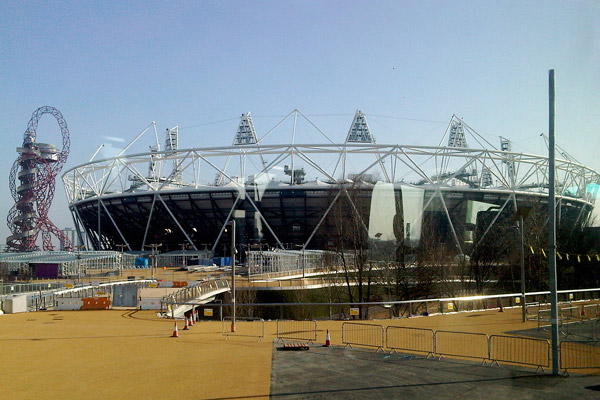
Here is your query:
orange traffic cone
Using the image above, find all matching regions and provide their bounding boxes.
[324,329,331,347]
[183,316,189,330]
[172,322,179,337]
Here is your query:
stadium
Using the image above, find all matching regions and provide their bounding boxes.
[62,110,600,264]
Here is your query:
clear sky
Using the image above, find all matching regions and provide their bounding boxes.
[1,0,599,243]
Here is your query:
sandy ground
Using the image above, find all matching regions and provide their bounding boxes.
[0,310,272,400]
[0,306,596,399]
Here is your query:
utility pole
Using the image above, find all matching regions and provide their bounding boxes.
[548,69,560,376]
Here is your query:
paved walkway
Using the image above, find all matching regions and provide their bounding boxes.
[270,344,600,399]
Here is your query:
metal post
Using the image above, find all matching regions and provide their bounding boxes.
[116,244,128,277]
[230,220,236,332]
[520,215,526,322]
[548,69,560,376]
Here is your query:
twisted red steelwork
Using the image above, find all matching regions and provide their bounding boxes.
[6,106,72,252]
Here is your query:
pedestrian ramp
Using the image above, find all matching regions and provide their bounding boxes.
[162,279,230,319]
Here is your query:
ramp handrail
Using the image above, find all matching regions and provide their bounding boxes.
[163,279,230,305]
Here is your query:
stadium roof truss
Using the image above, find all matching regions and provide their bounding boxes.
[62,110,600,254]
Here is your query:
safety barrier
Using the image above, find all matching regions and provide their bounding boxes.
[55,296,111,310]
[581,304,600,320]
[560,340,600,373]
[222,316,264,341]
[81,297,110,310]
[342,322,384,351]
[435,331,489,363]
[560,306,582,321]
[385,326,434,356]
[489,335,550,370]
[276,320,317,343]
[525,302,543,320]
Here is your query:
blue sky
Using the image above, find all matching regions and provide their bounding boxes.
[1,0,599,243]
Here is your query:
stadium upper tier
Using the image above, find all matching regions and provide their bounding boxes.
[62,111,600,255]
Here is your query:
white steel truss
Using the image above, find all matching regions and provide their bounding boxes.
[62,110,600,254]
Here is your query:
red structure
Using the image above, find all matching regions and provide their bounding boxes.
[6,106,72,252]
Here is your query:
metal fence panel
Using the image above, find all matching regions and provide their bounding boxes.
[435,331,489,362]
[222,317,264,341]
[342,322,384,351]
[581,304,600,320]
[386,326,434,356]
[489,335,550,369]
[560,340,600,371]
[276,320,317,342]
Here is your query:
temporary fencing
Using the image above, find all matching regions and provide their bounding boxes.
[560,340,600,373]
[525,302,543,320]
[435,331,489,363]
[580,304,600,320]
[560,306,582,322]
[489,335,550,370]
[276,320,317,343]
[385,326,434,356]
[342,322,384,351]
[222,316,264,341]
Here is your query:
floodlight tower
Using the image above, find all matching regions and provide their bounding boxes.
[6,106,72,252]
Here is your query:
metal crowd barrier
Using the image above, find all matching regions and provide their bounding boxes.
[222,316,264,341]
[489,335,550,371]
[276,320,317,343]
[580,304,599,320]
[385,326,434,357]
[435,331,489,364]
[560,306,582,322]
[342,322,384,351]
[559,340,600,374]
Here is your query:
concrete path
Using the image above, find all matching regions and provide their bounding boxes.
[270,343,600,399]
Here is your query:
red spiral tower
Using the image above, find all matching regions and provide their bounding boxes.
[6,106,72,252]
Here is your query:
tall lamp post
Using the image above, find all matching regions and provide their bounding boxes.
[227,220,236,332]
[548,69,559,376]
[145,243,162,279]
[514,207,531,323]
[116,244,128,277]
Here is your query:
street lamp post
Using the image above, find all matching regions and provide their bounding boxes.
[513,207,531,323]
[145,243,162,279]
[116,244,128,277]
[519,214,526,323]
[228,220,236,333]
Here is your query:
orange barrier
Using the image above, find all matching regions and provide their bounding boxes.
[80,297,111,310]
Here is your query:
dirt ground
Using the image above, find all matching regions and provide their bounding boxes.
[0,306,596,399]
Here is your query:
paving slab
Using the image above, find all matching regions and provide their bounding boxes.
[270,343,600,399]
